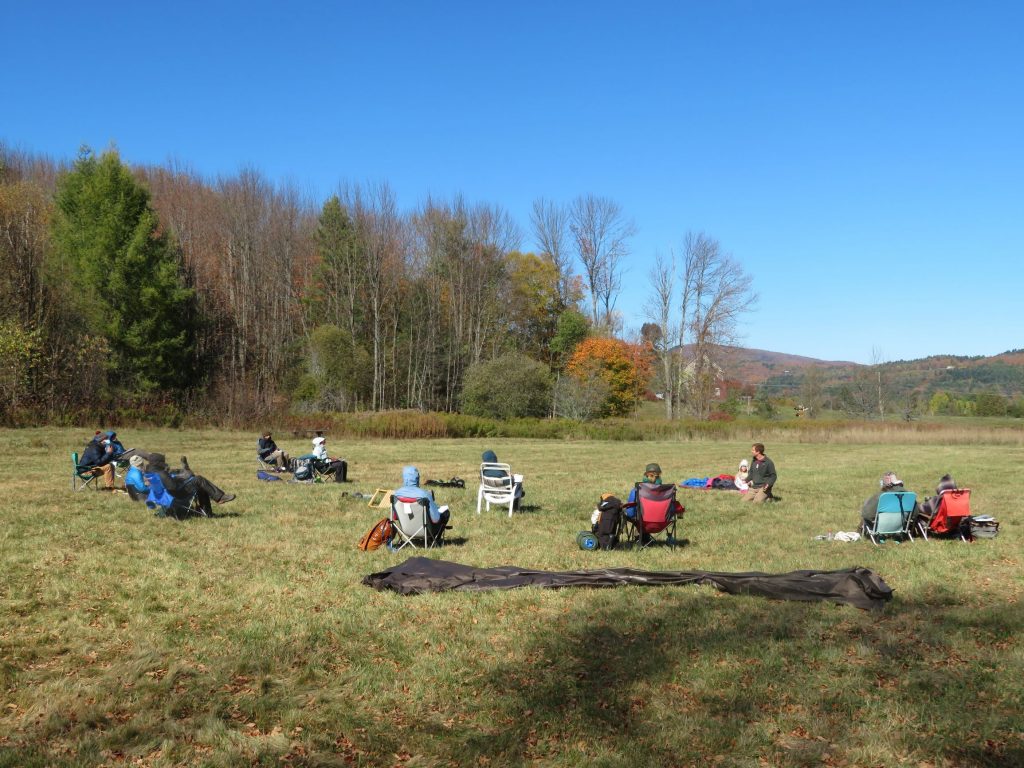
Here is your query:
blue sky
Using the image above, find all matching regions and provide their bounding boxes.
[4,1,1022,364]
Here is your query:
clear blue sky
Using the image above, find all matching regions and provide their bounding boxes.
[4,1,1022,364]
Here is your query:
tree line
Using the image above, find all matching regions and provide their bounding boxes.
[0,143,754,425]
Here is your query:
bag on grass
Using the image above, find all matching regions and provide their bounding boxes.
[358,518,393,551]
[293,458,313,482]
[256,470,282,482]
[969,516,999,539]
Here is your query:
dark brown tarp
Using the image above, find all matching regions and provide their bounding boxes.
[363,557,893,610]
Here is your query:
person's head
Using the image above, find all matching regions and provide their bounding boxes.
[937,473,957,493]
[880,471,902,489]
[402,465,421,487]
[148,453,167,471]
[312,436,325,447]
[643,462,662,483]
[739,459,749,471]
[752,443,765,458]
[129,455,145,470]
[105,430,116,439]
[262,430,272,439]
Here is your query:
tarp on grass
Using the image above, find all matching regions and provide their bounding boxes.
[362,557,893,610]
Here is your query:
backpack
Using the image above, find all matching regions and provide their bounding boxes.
[293,458,313,482]
[595,495,622,550]
[358,518,393,551]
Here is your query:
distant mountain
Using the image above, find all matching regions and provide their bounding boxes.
[716,346,1024,398]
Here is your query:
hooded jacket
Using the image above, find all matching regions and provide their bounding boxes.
[394,466,442,523]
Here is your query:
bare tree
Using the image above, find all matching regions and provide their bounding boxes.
[569,194,636,328]
[647,251,676,419]
[675,232,756,419]
[530,197,575,306]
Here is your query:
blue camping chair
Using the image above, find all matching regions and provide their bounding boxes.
[71,451,100,491]
[862,491,917,544]
[143,471,204,518]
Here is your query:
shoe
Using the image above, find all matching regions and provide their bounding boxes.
[180,456,191,471]
[217,493,236,504]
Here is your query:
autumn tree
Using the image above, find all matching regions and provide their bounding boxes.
[566,337,651,417]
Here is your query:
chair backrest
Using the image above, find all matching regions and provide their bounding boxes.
[391,495,429,538]
[636,482,678,534]
[931,489,971,534]
[143,472,175,509]
[874,491,917,535]
[480,463,514,493]
[72,451,82,470]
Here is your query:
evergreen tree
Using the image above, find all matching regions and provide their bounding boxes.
[52,148,195,394]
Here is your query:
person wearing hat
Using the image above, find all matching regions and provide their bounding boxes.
[79,431,116,489]
[861,471,918,524]
[310,435,348,482]
[625,463,664,508]
[148,454,235,515]
[257,431,289,471]
[124,455,149,501]
[735,459,750,492]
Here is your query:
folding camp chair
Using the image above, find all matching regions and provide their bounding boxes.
[388,495,441,550]
[143,471,205,519]
[915,489,971,541]
[70,451,100,491]
[476,462,523,517]
[862,491,916,544]
[622,482,682,549]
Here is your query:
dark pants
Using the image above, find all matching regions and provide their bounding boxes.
[174,471,227,515]
[427,508,450,544]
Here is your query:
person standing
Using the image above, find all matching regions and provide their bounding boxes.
[741,443,777,503]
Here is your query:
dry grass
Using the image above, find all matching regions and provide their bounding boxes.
[1,427,1022,767]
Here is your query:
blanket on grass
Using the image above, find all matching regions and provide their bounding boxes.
[363,557,893,610]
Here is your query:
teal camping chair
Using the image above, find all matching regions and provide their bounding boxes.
[71,451,99,491]
[862,491,917,545]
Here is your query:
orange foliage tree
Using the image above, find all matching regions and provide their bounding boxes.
[566,337,652,416]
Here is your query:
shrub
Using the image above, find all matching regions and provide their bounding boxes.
[461,353,553,419]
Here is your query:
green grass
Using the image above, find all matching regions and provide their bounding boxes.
[2,427,1023,767]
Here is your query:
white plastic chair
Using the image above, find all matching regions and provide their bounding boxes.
[476,463,523,517]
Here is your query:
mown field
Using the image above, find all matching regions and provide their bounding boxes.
[2,427,1022,767]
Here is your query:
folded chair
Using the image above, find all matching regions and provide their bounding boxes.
[862,491,916,544]
[916,489,971,541]
[143,472,205,519]
[71,452,101,491]
[476,462,522,517]
[622,483,682,549]
[388,495,441,550]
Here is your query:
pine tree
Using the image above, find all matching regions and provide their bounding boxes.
[52,148,196,394]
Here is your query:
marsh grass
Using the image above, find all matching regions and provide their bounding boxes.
[1,428,1022,766]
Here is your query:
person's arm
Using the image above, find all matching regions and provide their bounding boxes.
[763,459,778,488]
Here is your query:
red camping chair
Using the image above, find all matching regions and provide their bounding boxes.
[622,482,683,549]
[916,488,971,540]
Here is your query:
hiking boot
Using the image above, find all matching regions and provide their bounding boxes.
[180,456,191,471]
[217,493,236,504]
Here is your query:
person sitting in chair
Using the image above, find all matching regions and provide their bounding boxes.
[310,436,348,482]
[394,465,449,543]
[481,449,525,508]
[861,471,919,525]
[917,474,957,523]
[124,455,149,501]
[149,454,235,516]
[257,431,289,471]
[79,431,116,489]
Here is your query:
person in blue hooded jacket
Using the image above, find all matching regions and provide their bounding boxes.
[394,466,450,539]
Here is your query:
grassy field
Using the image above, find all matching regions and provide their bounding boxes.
[2,427,1022,767]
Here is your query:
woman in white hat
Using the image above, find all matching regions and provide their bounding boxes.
[735,459,750,492]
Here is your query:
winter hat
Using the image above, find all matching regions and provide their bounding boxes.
[881,471,902,488]
[739,459,749,469]
[129,455,145,469]
[644,463,662,476]
[312,436,326,446]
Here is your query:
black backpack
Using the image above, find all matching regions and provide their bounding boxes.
[596,496,623,550]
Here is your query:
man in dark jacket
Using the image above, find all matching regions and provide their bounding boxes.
[149,454,235,516]
[79,432,115,489]
[741,443,777,503]
[257,431,289,470]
